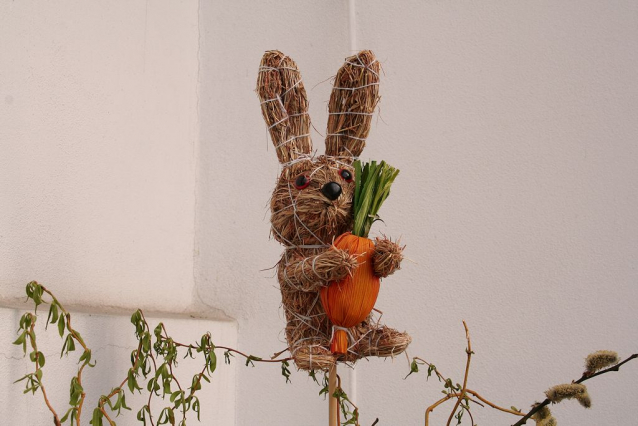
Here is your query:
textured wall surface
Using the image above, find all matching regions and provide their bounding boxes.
[0,1,237,424]
[352,2,638,425]
[2,0,637,425]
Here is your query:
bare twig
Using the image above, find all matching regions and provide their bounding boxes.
[466,390,523,417]
[426,393,456,425]
[446,321,472,426]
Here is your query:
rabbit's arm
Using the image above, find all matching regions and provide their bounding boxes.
[372,237,404,278]
[280,248,357,292]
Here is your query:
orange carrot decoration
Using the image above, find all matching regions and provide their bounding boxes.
[321,160,399,355]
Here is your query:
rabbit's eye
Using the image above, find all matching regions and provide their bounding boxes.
[294,174,311,190]
[339,169,354,183]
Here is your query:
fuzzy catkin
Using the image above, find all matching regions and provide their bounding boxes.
[585,350,619,374]
[531,404,551,421]
[577,391,592,408]
[531,403,557,425]
[546,383,591,408]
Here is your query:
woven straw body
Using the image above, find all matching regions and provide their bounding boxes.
[321,233,380,354]
[257,49,411,371]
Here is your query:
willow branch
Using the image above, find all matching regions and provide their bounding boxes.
[28,321,61,426]
[171,340,292,364]
[42,285,90,425]
[425,393,456,426]
[465,390,523,417]
[446,321,472,426]
[512,353,638,426]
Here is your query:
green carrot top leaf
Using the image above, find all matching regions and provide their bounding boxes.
[352,160,400,238]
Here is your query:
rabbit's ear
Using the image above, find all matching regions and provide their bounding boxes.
[257,51,313,165]
[325,50,380,161]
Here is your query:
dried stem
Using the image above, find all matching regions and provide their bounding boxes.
[446,321,472,426]
[426,393,456,425]
[465,390,524,417]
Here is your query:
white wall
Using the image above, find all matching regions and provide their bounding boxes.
[353,2,638,425]
[2,0,637,425]
[197,1,638,425]
[0,1,236,424]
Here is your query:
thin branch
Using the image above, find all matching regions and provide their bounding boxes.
[413,356,449,383]
[271,347,289,359]
[42,285,90,426]
[466,390,523,417]
[28,321,62,426]
[446,321,472,426]
[512,353,638,426]
[425,393,456,426]
[172,340,292,364]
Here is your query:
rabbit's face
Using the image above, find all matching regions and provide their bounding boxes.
[271,156,354,246]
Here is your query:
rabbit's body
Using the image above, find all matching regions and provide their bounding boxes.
[258,50,411,371]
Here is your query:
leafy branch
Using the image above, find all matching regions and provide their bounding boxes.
[13,281,293,426]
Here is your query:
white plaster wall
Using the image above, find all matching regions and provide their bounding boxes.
[0,0,203,315]
[197,0,638,425]
[0,1,237,424]
[352,1,638,425]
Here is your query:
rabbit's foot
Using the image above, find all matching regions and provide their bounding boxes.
[292,344,336,372]
[355,324,411,358]
[373,237,404,278]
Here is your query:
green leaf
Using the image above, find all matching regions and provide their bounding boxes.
[207,350,217,374]
[46,302,59,330]
[281,360,291,383]
[60,407,77,424]
[192,397,201,421]
[89,407,103,426]
[245,355,261,367]
[127,368,142,394]
[12,332,26,347]
[58,315,66,338]
[69,377,84,406]
[405,358,419,379]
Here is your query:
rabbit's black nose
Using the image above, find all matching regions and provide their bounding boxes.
[321,182,342,201]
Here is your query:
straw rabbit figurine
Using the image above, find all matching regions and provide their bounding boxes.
[257,50,411,371]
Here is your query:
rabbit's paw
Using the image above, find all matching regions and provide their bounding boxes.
[324,247,359,283]
[373,237,404,278]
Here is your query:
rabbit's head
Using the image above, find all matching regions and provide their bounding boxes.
[257,50,380,247]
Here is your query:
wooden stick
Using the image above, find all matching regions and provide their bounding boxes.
[329,364,338,426]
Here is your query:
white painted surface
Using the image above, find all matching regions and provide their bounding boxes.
[2,0,637,425]
[0,0,237,424]
[0,0,204,316]
[351,1,638,425]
